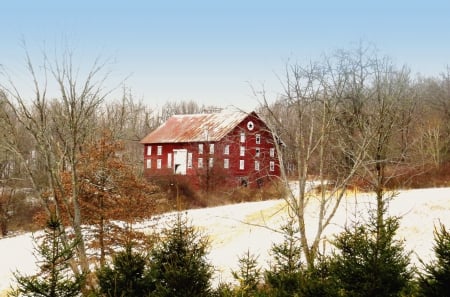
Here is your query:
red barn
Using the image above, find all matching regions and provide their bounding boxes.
[140,110,281,190]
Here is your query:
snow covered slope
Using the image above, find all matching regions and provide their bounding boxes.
[1,187,450,293]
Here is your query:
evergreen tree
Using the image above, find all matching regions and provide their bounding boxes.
[148,213,213,297]
[96,244,152,297]
[10,216,84,297]
[265,220,339,297]
[265,220,302,297]
[417,223,450,296]
[231,250,262,297]
[330,215,412,297]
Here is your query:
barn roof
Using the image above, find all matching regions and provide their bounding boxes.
[140,110,256,144]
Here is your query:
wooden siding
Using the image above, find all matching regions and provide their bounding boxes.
[142,112,281,189]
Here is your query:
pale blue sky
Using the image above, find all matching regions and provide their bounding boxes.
[1,0,450,111]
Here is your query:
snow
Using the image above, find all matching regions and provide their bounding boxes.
[1,187,450,293]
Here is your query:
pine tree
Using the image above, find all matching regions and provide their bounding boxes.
[265,220,339,297]
[231,250,262,297]
[265,220,302,297]
[148,213,213,297]
[330,215,412,297]
[417,223,450,296]
[96,244,152,297]
[10,216,84,297]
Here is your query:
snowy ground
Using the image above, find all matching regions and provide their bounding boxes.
[1,187,450,293]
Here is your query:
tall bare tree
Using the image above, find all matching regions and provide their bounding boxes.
[258,48,375,269]
[0,46,113,290]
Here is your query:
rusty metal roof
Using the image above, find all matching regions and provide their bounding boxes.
[140,110,255,144]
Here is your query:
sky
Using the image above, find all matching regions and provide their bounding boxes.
[1,0,450,112]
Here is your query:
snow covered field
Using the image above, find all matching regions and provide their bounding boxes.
[1,187,450,293]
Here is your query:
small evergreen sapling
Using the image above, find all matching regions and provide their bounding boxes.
[10,216,84,297]
[330,215,412,297]
[417,223,450,297]
[148,213,213,297]
[231,250,262,296]
[265,220,302,296]
[96,244,152,297]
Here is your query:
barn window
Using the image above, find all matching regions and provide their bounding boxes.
[157,145,162,156]
[270,161,275,171]
[224,145,230,155]
[224,158,229,169]
[255,160,260,171]
[198,158,203,168]
[209,144,214,154]
[146,159,151,169]
[187,153,193,168]
[240,177,248,187]
[240,146,245,156]
[270,147,275,158]
[239,160,245,170]
[255,147,260,157]
[167,153,172,168]
[157,159,162,169]
[240,132,245,143]
[209,157,214,168]
[146,146,152,156]
[199,144,204,154]
[256,134,261,144]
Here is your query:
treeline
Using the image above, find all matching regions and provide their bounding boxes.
[10,210,450,297]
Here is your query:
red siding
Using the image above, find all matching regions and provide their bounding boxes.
[142,113,281,189]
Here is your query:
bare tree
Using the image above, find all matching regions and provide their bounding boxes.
[0,46,113,290]
[353,58,416,230]
[258,48,373,269]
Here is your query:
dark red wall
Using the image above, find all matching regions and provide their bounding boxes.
[143,114,281,189]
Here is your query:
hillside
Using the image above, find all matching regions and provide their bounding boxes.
[1,187,450,293]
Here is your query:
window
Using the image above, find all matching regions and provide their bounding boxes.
[224,158,229,169]
[270,161,275,172]
[199,144,204,154]
[187,152,193,168]
[157,145,162,156]
[240,132,245,143]
[255,147,260,157]
[146,159,151,169]
[146,146,152,156]
[239,160,245,170]
[209,143,214,154]
[270,147,275,158]
[209,157,214,168]
[198,158,203,168]
[157,159,162,169]
[240,146,245,156]
[256,134,261,144]
[255,160,260,171]
[224,145,230,155]
[167,153,172,168]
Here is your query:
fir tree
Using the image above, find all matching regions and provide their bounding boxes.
[265,220,339,297]
[231,250,262,297]
[96,244,152,297]
[417,223,450,297]
[265,220,302,297]
[330,215,412,297]
[10,216,84,297]
[148,213,213,297]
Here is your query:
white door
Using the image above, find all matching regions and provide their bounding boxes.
[173,149,187,175]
